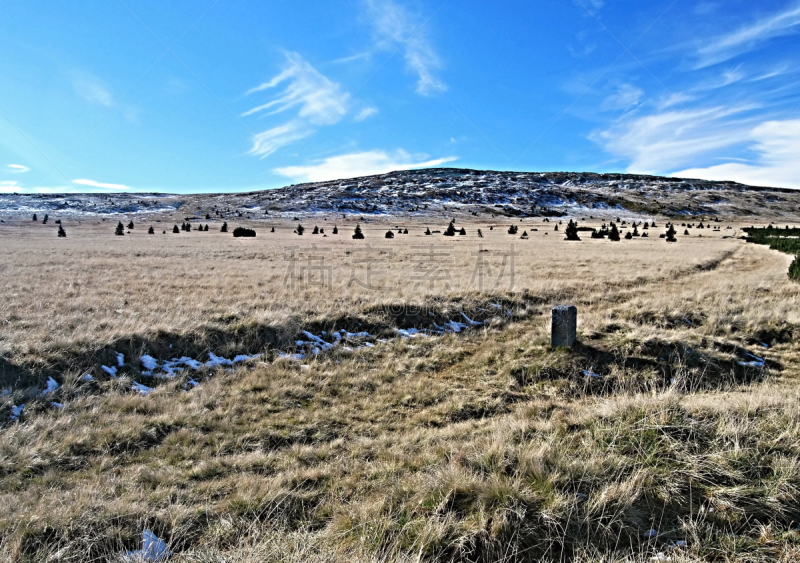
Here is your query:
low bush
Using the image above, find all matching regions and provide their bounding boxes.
[233,227,256,238]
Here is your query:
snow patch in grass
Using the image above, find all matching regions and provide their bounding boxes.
[132,382,154,396]
[39,376,59,397]
[10,404,24,421]
[124,529,170,561]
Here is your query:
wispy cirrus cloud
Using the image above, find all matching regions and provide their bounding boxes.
[243,52,350,157]
[593,104,759,173]
[695,2,800,68]
[72,72,138,121]
[73,178,132,190]
[363,0,446,95]
[275,149,457,182]
[7,164,30,173]
[674,118,800,189]
[601,84,644,112]
[73,74,115,107]
[354,106,379,121]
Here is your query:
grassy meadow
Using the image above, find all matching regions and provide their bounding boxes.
[1,214,800,562]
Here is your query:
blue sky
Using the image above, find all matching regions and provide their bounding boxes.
[2,0,800,193]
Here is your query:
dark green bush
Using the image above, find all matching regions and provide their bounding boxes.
[233,227,256,238]
[790,255,800,282]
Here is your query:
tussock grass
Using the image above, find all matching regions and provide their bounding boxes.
[1,219,800,561]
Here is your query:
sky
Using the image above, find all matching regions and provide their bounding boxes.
[1,0,800,194]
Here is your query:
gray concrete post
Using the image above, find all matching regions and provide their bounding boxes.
[551,305,577,347]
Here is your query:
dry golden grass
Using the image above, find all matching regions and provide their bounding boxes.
[1,215,800,562]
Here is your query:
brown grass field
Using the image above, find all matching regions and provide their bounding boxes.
[1,214,800,562]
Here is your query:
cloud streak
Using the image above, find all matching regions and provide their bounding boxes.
[593,105,759,174]
[73,75,115,107]
[674,118,800,189]
[601,84,643,112]
[7,164,30,173]
[275,149,457,182]
[364,0,446,95]
[695,2,800,68]
[243,52,350,157]
[354,107,379,121]
[72,178,132,190]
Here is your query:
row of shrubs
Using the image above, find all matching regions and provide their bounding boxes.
[744,226,800,281]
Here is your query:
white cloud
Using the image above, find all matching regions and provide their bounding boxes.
[354,107,379,121]
[249,120,315,160]
[0,181,78,194]
[602,84,644,111]
[364,0,446,95]
[244,52,348,124]
[7,164,29,173]
[275,149,457,182]
[332,52,373,65]
[244,52,350,157]
[73,75,115,107]
[0,179,134,194]
[593,105,758,173]
[696,2,800,68]
[72,178,132,190]
[656,92,695,110]
[674,118,800,189]
[693,2,720,16]
[576,0,604,16]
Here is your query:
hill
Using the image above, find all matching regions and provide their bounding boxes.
[2,168,799,221]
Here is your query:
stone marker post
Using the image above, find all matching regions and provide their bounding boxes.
[551,305,577,347]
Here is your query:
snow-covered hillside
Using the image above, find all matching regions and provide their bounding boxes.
[2,168,799,220]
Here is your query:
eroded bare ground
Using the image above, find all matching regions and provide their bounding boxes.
[1,220,800,562]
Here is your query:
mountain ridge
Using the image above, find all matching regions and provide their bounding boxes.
[2,168,798,219]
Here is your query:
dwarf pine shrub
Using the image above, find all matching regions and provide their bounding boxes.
[789,255,800,282]
[564,219,580,241]
[352,225,364,239]
[115,222,125,236]
[233,227,256,237]
[220,222,228,233]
